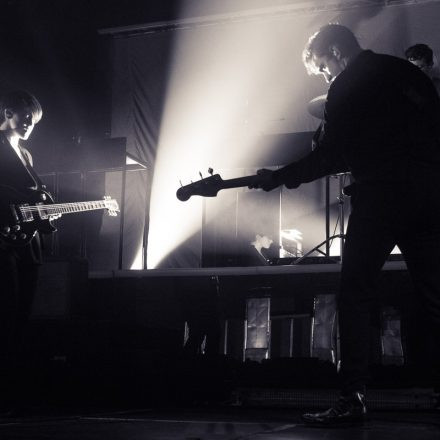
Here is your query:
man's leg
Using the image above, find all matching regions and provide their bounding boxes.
[396,168,440,390]
[338,210,395,395]
[398,229,440,389]
[302,197,394,425]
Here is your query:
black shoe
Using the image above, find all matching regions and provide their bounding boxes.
[301,392,367,427]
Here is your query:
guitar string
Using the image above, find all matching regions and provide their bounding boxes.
[20,206,110,212]
[19,201,117,212]
[21,204,108,210]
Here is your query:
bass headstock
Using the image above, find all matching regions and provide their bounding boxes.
[103,196,120,216]
[176,170,224,201]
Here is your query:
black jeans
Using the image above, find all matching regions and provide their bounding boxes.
[0,248,39,361]
[338,169,440,394]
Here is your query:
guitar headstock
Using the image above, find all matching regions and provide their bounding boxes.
[176,173,224,201]
[103,196,120,216]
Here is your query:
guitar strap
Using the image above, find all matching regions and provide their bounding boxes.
[20,147,45,191]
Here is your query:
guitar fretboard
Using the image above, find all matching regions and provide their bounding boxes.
[219,175,259,189]
[19,200,115,215]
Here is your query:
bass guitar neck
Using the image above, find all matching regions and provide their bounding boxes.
[176,174,259,201]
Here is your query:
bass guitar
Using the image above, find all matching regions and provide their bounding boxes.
[0,185,119,246]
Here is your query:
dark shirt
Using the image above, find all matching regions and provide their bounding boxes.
[0,132,43,263]
[0,132,39,189]
[274,50,440,188]
[432,76,440,96]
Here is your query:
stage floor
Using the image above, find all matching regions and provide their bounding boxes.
[90,260,407,278]
[1,406,438,439]
[10,260,438,438]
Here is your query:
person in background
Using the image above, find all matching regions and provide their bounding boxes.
[405,43,440,95]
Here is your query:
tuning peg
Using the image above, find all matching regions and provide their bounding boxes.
[179,180,183,187]
[199,172,203,179]
[208,167,213,175]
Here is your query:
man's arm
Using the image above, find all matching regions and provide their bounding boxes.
[253,80,352,191]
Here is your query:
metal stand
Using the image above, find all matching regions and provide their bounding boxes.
[293,174,348,265]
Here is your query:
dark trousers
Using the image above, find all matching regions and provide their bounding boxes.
[0,248,39,375]
[338,169,440,394]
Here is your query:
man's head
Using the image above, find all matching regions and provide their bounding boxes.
[0,90,42,141]
[405,43,434,76]
[303,24,362,83]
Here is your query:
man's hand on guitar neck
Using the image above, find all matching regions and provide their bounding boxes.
[249,168,281,192]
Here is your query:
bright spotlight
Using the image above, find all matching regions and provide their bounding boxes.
[146,5,325,268]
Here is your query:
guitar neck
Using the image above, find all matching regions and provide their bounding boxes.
[219,175,259,190]
[23,200,111,216]
[176,174,262,201]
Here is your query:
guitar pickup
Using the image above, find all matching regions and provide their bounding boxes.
[15,203,35,222]
[34,203,50,220]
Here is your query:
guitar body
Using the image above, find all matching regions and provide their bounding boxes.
[0,185,119,247]
[0,185,56,246]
